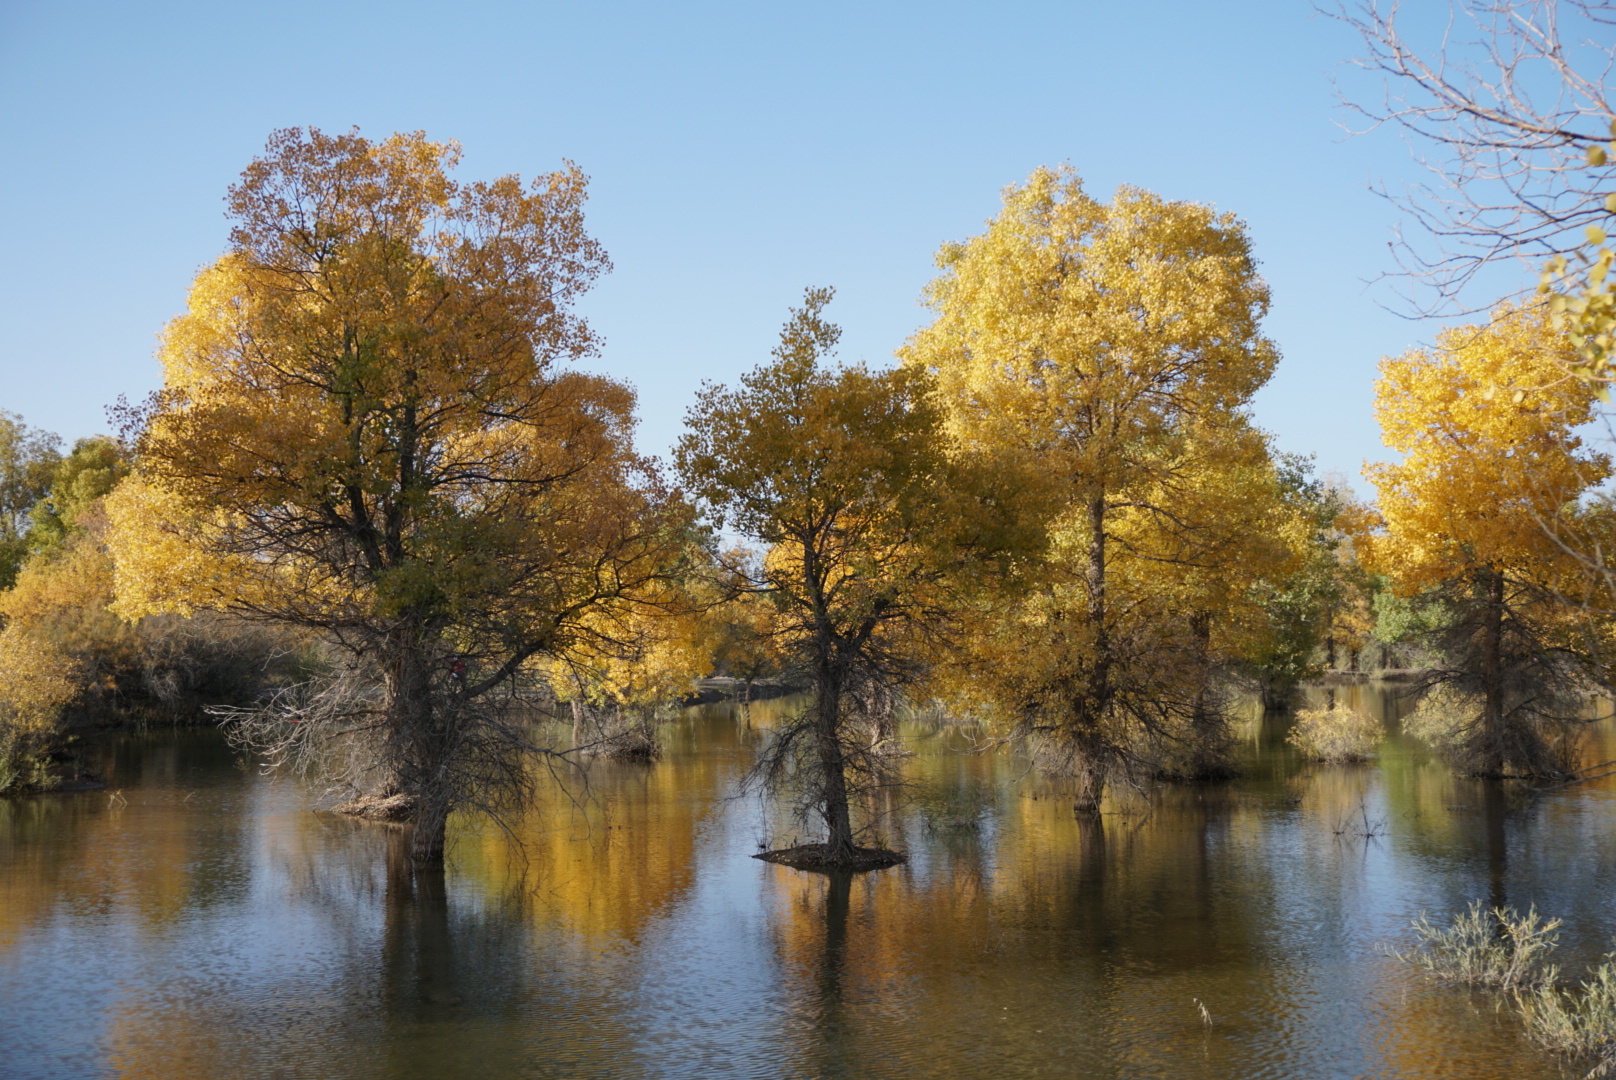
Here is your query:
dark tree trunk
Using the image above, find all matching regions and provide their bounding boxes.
[1190,611,1214,735]
[814,655,856,860]
[1073,496,1111,815]
[1479,568,1507,775]
[381,626,450,864]
[1185,611,1231,779]
[1261,678,1294,711]
[1072,739,1107,815]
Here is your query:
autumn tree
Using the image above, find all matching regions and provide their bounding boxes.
[900,166,1281,811]
[0,627,81,793]
[677,288,1015,867]
[1366,301,1612,777]
[107,128,689,862]
[1235,456,1348,704]
[543,573,715,760]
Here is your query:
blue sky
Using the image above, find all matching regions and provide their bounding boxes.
[0,0,1522,489]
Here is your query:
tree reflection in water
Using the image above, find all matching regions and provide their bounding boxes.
[2,690,1612,1079]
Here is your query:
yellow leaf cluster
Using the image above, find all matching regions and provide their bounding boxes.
[900,166,1286,735]
[1366,302,1611,593]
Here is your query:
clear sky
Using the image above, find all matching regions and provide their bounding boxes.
[0,0,1521,489]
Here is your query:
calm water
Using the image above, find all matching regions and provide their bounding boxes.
[5,684,1616,1079]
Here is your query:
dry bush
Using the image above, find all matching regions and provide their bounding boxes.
[567,698,664,762]
[0,626,83,792]
[216,655,573,844]
[1519,954,1616,1078]
[1287,705,1384,763]
[1390,901,1561,989]
[1405,682,1584,777]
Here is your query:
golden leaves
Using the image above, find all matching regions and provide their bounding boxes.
[1366,302,1610,592]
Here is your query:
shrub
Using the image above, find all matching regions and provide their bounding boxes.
[1518,954,1616,1077]
[0,626,83,792]
[1390,901,1561,989]
[1286,705,1384,762]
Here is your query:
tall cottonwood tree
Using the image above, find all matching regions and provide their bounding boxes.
[1367,301,1613,777]
[107,128,689,861]
[677,288,1019,866]
[901,167,1281,810]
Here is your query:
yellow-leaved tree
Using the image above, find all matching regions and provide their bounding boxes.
[106,128,692,861]
[1366,302,1613,777]
[900,166,1282,810]
[677,288,1025,867]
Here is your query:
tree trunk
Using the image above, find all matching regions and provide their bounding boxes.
[1190,611,1215,736]
[1186,611,1230,778]
[1086,496,1111,719]
[1325,633,1336,672]
[1073,496,1111,815]
[1479,568,1507,775]
[1072,741,1106,815]
[1261,678,1293,711]
[411,785,451,863]
[381,626,450,864]
[814,658,856,859]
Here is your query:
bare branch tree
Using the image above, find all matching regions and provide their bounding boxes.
[1331,0,1616,311]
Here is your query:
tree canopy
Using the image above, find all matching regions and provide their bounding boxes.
[106,127,690,860]
[901,166,1284,808]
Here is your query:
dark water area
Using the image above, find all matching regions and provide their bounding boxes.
[5,685,1616,1079]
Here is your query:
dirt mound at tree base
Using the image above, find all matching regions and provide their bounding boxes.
[753,844,907,871]
[329,793,415,822]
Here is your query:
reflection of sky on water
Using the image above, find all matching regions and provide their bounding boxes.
[3,691,1613,1078]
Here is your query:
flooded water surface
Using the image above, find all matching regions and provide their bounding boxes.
[6,683,1616,1079]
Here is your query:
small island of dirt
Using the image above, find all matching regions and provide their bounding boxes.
[753,844,907,871]
[329,793,415,822]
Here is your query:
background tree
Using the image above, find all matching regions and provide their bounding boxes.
[1366,301,1612,777]
[106,127,689,862]
[677,288,1014,867]
[1237,456,1354,704]
[0,411,61,588]
[24,436,129,555]
[544,574,714,760]
[900,167,1280,811]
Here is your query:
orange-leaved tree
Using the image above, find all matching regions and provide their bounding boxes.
[677,288,1025,866]
[106,128,692,861]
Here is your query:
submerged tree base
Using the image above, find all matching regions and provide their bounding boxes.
[753,843,907,871]
[330,792,416,822]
